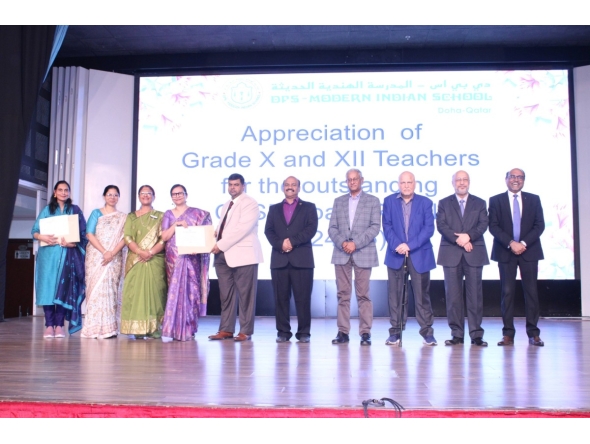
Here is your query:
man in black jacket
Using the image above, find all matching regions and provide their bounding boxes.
[489,168,545,346]
[437,170,490,347]
[264,176,318,343]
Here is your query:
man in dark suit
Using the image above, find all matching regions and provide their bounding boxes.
[383,171,437,346]
[328,169,381,346]
[436,170,490,347]
[264,176,318,343]
[489,168,545,346]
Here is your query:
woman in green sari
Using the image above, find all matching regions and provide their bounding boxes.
[120,185,167,338]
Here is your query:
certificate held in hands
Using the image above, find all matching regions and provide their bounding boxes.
[176,225,215,254]
[39,214,80,246]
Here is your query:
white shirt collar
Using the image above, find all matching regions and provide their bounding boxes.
[507,190,522,199]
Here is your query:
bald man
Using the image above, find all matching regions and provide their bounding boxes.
[436,170,490,347]
[382,171,437,346]
[264,176,318,343]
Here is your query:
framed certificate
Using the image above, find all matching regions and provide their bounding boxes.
[39,214,80,246]
[175,225,215,255]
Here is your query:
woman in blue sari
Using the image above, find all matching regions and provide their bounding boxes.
[32,180,87,338]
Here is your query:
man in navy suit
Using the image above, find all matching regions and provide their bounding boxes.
[383,171,437,346]
[264,176,318,343]
[489,168,545,346]
[436,170,489,347]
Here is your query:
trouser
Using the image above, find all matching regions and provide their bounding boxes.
[334,257,373,336]
[387,256,434,338]
[43,304,65,327]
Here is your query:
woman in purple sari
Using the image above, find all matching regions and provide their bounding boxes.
[160,184,211,342]
[32,180,87,338]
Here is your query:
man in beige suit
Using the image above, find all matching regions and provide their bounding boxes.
[209,173,263,342]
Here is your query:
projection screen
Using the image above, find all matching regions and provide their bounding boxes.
[136,69,574,280]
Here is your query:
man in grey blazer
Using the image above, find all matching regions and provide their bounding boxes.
[328,169,381,346]
[436,170,490,347]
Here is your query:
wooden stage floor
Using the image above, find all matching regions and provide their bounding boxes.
[1,315,589,411]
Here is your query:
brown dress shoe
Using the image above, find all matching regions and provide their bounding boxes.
[208,331,234,340]
[234,332,251,342]
[529,336,544,346]
[497,336,514,346]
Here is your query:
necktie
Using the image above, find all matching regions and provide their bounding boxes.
[459,199,465,217]
[217,201,234,241]
[513,194,520,241]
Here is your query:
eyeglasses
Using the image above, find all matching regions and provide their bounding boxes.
[139,192,153,196]
[347,178,361,183]
[171,192,185,197]
[508,175,525,181]
[106,194,119,198]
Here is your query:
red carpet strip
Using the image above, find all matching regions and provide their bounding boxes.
[1,402,590,418]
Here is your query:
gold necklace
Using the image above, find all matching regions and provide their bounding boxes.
[137,208,155,228]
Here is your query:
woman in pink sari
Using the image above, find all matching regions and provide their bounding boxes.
[81,185,127,339]
[160,184,211,342]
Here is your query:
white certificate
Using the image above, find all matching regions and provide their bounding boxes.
[39,214,80,246]
[175,225,215,254]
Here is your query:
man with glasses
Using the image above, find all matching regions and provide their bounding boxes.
[383,171,437,346]
[328,169,381,346]
[436,170,490,347]
[489,168,545,346]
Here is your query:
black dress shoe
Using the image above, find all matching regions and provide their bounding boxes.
[360,333,371,346]
[331,331,349,344]
[471,337,488,347]
[529,336,544,346]
[497,336,514,346]
[444,336,464,346]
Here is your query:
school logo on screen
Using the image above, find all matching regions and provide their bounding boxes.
[223,79,262,109]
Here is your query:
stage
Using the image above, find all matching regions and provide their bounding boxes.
[1,315,589,416]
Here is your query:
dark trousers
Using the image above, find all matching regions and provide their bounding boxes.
[387,256,434,338]
[214,252,258,336]
[498,257,540,338]
[43,304,65,327]
[443,256,484,340]
[271,264,314,339]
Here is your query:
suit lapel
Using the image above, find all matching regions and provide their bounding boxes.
[287,199,303,226]
[461,196,477,228]
[502,192,513,232]
[520,192,530,228]
[350,194,363,229]
[225,196,242,225]
[451,197,463,223]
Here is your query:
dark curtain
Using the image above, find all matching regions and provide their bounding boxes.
[0,26,57,321]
